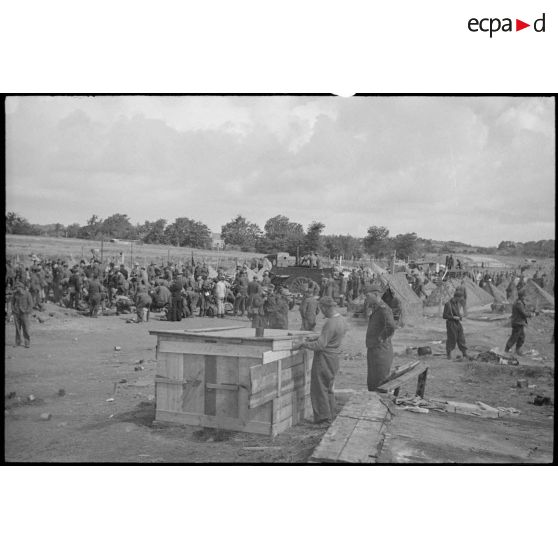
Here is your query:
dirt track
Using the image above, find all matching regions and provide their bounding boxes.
[4,303,555,463]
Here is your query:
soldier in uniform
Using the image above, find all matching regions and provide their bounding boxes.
[11,282,34,348]
[365,284,396,390]
[87,274,103,317]
[505,289,531,356]
[299,289,319,331]
[443,291,468,360]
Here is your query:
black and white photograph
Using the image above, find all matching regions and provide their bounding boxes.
[4,94,555,464]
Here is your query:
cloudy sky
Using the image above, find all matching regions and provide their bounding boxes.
[5,95,555,246]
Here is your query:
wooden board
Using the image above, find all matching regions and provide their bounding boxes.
[376,365,428,394]
[158,340,267,359]
[155,410,272,435]
[378,410,553,464]
[310,391,390,463]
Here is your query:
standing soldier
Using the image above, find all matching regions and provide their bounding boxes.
[69,267,82,309]
[294,296,347,425]
[505,289,531,356]
[11,282,34,348]
[443,291,468,360]
[299,289,319,331]
[365,284,396,390]
[87,274,103,318]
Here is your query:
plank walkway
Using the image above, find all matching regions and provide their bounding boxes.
[309,391,392,463]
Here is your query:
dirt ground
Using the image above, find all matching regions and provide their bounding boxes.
[4,302,555,463]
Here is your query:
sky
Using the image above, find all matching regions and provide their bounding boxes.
[5,95,555,246]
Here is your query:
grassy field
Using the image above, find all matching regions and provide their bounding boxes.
[5,234,263,270]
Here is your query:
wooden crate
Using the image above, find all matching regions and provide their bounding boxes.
[149,326,315,436]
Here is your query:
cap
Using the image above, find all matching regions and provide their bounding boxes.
[318,296,337,307]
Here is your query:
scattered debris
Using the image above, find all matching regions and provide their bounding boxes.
[108,414,114,419]
[134,365,145,371]
[533,395,552,406]
[57,422,68,427]
[446,401,499,418]
[137,359,144,364]
[528,384,537,389]
[106,398,115,403]
[398,406,429,413]
[58,389,66,396]
[119,379,127,384]
[7,392,17,399]
[114,346,121,351]
[497,407,521,416]
[516,379,528,388]
[28,394,36,402]
[40,413,51,421]
[417,346,432,356]
[73,337,78,342]
[147,394,155,401]
[477,348,518,365]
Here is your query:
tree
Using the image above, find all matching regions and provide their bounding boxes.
[363,226,390,257]
[79,214,103,239]
[221,215,262,250]
[53,223,65,237]
[303,221,325,254]
[164,217,211,248]
[259,215,305,254]
[140,219,167,244]
[5,212,40,235]
[393,232,418,260]
[100,213,134,239]
[323,234,363,260]
[65,223,81,238]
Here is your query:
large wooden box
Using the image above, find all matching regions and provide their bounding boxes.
[149,326,316,436]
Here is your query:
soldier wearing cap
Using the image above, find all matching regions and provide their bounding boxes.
[505,289,531,356]
[299,288,319,331]
[294,296,347,425]
[365,283,396,390]
[11,282,34,348]
[443,291,468,360]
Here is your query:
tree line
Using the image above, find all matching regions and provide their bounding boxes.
[5,212,555,259]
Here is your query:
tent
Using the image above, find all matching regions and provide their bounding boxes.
[523,279,555,310]
[379,272,423,321]
[482,282,508,304]
[425,277,494,309]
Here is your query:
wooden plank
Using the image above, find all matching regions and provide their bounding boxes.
[337,419,386,463]
[158,340,266,359]
[271,339,295,351]
[377,410,553,464]
[310,416,359,462]
[204,355,217,416]
[155,410,272,435]
[215,356,240,419]
[164,353,184,380]
[415,369,428,398]
[249,361,279,402]
[237,356,259,422]
[376,365,428,394]
[262,349,292,364]
[206,383,239,391]
[182,354,205,413]
[339,391,389,421]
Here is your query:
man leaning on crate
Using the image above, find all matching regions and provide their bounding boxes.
[293,296,347,426]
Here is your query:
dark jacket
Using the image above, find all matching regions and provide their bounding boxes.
[12,290,34,314]
[511,298,530,326]
[443,298,462,321]
[366,302,396,348]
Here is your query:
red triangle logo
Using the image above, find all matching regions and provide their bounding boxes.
[516,19,530,31]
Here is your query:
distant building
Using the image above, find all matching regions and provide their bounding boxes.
[212,233,225,250]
